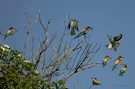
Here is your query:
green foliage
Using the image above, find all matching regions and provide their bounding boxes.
[0,44,68,89]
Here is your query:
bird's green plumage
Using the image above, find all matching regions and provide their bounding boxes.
[74,26,91,39]
[70,28,76,35]
[102,62,107,67]
[74,32,86,39]
[112,64,117,71]
[107,34,122,51]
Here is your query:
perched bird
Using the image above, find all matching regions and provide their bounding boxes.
[112,56,123,71]
[4,27,14,38]
[119,64,127,76]
[74,26,93,39]
[106,34,123,51]
[89,77,101,89]
[68,19,79,36]
[91,77,101,85]
[102,55,111,67]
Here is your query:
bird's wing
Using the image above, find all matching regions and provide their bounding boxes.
[94,78,99,84]
[68,22,70,29]
[114,34,122,41]
[74,32,83,39]
[68,19,73,29]
[76,21,79,31]
[81,28,86,33]
[115,59,120,65]
[106,42,113,50]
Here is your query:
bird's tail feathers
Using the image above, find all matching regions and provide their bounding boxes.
[119,73,123,76]
[114,42,120,51]
[74,36,79,39]
[102,62,106,67]
[95,83,101,85]
[114,46,117,51]
[116,42,120,47]
[74,33,82,39]
[70,28,75,35]
[112,65,116,71]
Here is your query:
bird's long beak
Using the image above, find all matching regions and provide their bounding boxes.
[91,27,94,30]
[109,57,112,59]
[107,35,110,38]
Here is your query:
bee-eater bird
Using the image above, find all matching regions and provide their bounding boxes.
[119,64,127,76]
[89,77,101,89]
[91,77,101,85]
[112,56,123,71]
[68,19,79,36]
[106,34,123,51]
[102,55,111,67]
[74,26,93,39]
[4,27,14,38]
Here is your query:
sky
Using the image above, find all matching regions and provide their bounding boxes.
[0,0,135,89]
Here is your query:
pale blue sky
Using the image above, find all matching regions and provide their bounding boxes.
[0,0,135,89]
